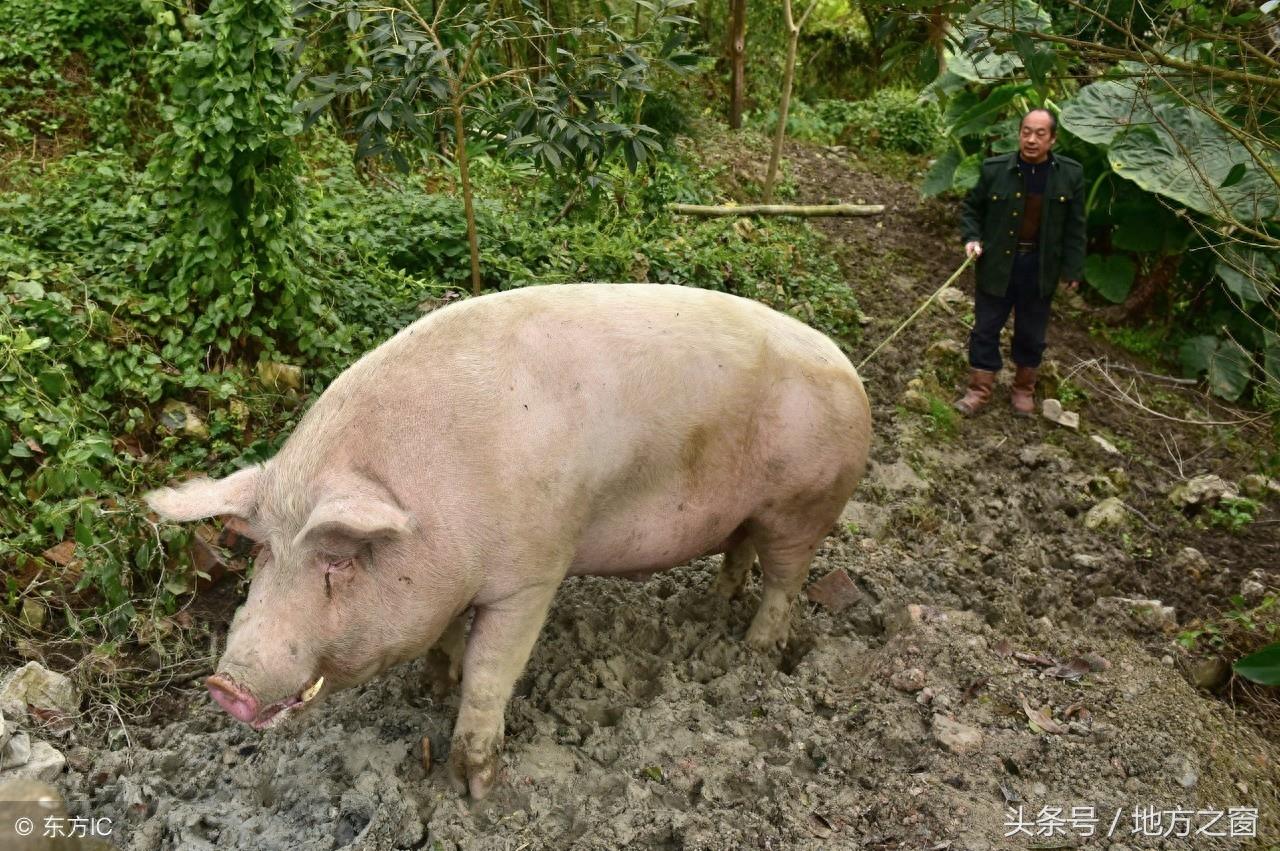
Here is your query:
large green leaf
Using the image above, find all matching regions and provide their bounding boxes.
[922,149,962,197]
[1059,79,1149,146]
[1235,642,1280,686]
[946,83,1031,137]
[1215,245,1277,304]
[1083,253,1135,303]
[1264,330,1280,395]
[1107,108,1280,224]
[966,0,1053,33]
[947,49,1022,84]
[953,153,983,193]
[1106,188,1185,253]
[1179,335,1252,400]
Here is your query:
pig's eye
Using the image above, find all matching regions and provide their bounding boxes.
[323,558,354,600]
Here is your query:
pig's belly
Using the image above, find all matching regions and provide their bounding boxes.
[566,498,745,577]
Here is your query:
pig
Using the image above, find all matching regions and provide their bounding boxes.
[145,283,872,798]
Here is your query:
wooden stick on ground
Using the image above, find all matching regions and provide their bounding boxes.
[669,203,884,218]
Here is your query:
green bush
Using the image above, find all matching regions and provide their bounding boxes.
[752,89,940,154]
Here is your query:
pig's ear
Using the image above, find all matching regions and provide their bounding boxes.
[293,495,412,555]
[145,466,261,522]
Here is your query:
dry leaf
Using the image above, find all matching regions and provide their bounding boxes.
[1020,693,1067,734]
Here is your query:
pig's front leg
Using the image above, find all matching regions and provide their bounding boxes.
[448,583,558,799]
[423,610,469,699]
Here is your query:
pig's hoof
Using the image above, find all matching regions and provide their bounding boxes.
[744,623,787,653]
[711,573,747,600]
[448,731,502,799]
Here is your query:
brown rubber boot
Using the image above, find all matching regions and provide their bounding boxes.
[1011,365,1038,417]
[953,369,996,416]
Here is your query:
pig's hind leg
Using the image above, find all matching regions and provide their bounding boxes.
[423,611,469,699]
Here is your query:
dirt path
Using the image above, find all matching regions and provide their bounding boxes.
[44,139,1280,850]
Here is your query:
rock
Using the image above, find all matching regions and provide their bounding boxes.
[805,569,862,614]
[1238,473,1280,499]
[840,500,892,539]
[1239,576,1267,603]
[931,714,983,755]
[1017,444,1071,470]
[868,459,927,494]
[1041,398,1079,429]
[1165,753,1198,788]
[1172,547,1209,581]
[884,603,947,636]
[925,338,965,364]
[20,598,47,631]
[1090,435,1120,455]
[1190,657,1231,691]
[257,359,303,392]
[890,668,927,693]
[1084,497,1129,530]
[1,740,65,782]
[157,399,208,440]
[0,662,80,727]
[1070,553,1104,570]
[935,288,967,312]
[0,709,7,751]
[1,732,31,769]
[1168,474,1238,508]
[1093,597,1178,634]
[901,387,932,414]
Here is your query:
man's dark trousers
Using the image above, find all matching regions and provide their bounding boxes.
[968,250,1051,372]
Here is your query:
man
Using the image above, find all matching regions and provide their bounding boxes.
[953,108,1086,417]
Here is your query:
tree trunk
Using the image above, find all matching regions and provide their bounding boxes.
[727,0,747,129]
[452,103,482,295]
[763,0,814,202]
[927,5,947,79]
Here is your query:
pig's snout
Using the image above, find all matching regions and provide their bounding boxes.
[207,673,260,724]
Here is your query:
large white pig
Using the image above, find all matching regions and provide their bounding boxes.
[146,283,872,798]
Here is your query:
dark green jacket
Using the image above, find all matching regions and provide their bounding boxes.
[960,152,1087,299]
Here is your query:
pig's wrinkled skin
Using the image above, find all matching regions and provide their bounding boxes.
[145,283,872,798]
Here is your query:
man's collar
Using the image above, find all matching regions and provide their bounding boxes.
[1011,151,1056,170]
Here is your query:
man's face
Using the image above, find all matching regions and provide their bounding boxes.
[1019,112,1055,163]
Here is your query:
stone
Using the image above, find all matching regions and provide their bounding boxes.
[257,360,303,392]
[1190,657,1231,691]
[19,598,46,630]
[1084,497,1129,530]
[1165,753,1198,789]
[840,500,892,539]
[1,740,65,783]
[1238,474,1280,499]
[935,287,967,312]
[931,714,983,755]
[1093,597,1178,634]
[925,338,965,364]
[1239,576,1267,603]
[1070,553,1104,570]
[890,668,926,693]
[1018,444,1071,470]
[1172,547,1209,581]
[0,709,7,751]
[0,662,80,727]
[1168,474,1238,508]
[157,400,208,440]
[1,732,31,769]
[1041,398,1079,429]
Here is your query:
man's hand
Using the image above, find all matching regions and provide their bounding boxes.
[964,241,983,259]
[1063,279,1080,293]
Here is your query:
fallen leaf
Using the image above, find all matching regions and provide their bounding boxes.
[420,736,431,770]
[1014,651,1056,667]
[994,639,1013,658]
[24,437,44,455]
[805,568,862,613]
[1081,652,1111,672]
[1064,703,1092,722]
[1044,658,1092,680]
[1020,693,1067,734]
[42,541,78,566]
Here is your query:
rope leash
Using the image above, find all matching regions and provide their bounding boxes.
[856,254,974,371]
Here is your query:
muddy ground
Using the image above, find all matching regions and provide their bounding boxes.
[22,135,1280,849]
